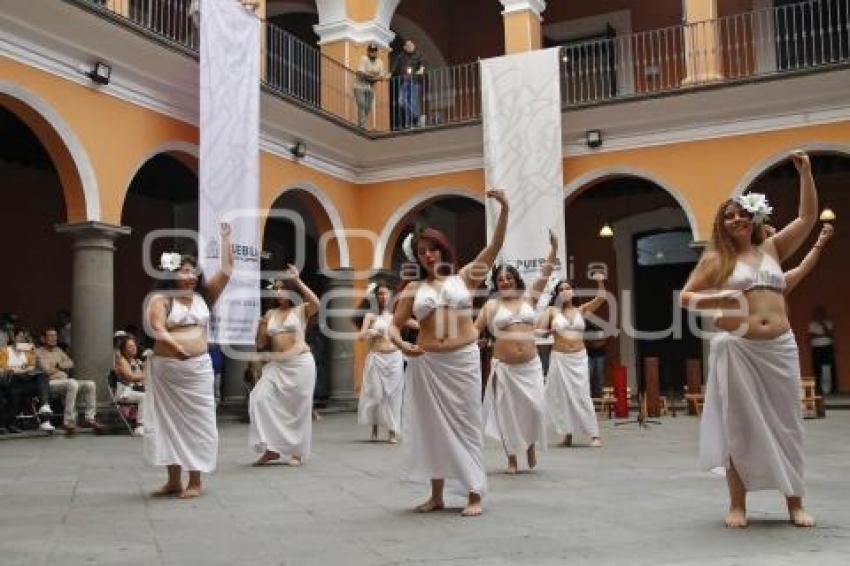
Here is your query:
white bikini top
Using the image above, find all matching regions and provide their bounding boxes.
[267,309,301,335]
[725,248,786,292]
[412,276,472,320]
[492,301,536,331]
[552,310,585,333]
[371,312,392,336]
[166,294,210,329]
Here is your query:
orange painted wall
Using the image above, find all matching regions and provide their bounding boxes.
[0,55,197,225]
[563,121,850,241]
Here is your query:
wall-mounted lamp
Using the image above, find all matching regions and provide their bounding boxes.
[289,141,307,159]
[599,222,614,238]
[586,129,602,149]
[86,61,111,85]
[820,207,836,222]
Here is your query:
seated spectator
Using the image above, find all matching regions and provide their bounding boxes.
[0,329,53,433]
[36,328,104,435]
[113,335,146,437]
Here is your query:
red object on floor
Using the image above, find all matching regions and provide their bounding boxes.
[613,365,629,418]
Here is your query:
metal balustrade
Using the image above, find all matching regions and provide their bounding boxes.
[73,0,850,129]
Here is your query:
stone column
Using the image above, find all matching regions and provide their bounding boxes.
[324,267,357,407]
[55,222,131,405]
[500,0,546,55]
[681,0,723,85]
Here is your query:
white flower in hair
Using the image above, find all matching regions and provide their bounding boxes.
[265,279,277,290]
[543,273,560,295]
[366,282,377,294]
[159,252,182,272]
[735,192,773,224]
[402,233,416,262]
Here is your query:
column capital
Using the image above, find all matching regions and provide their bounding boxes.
[313,19,395,49]
[500,0,546,20]
[55,221,131,241]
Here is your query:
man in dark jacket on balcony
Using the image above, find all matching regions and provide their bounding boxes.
[391,40,425,129]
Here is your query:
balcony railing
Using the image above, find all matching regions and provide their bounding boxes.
[74,0,850,131]
[560,0,850,107]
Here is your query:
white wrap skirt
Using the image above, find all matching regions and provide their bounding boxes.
[358,350,405,432]
[700,331,805,496]
[545,350,599,439]
[144,354,218,473]
[249,352,316,462]
[482,356,546,455]
[401,344,486,495]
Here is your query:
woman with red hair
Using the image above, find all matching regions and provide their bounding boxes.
[681,150,818,528]
[390,189,509,517]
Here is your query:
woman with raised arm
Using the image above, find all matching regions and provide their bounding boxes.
[680,150,818,528]
[475,230,557,474]
[145,222,233,499]
[250,266,320,467]
[389,189,509,517]
[539,272,607,448]
[356,282,404,443]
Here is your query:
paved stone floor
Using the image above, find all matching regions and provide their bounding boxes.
[1,411,848,566]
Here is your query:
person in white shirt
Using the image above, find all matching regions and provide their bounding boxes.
[355,43,386,129]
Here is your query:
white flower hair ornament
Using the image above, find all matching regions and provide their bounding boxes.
[543,273,560,296]
[159,252,182,272]
[265,278,277,290]
[735,193,773,225]
[402,232,416,262]
[366,282,378,295]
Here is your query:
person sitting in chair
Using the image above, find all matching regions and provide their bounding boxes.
[36,328,104,435]
[1,329,53,432]
[113,334,147,437]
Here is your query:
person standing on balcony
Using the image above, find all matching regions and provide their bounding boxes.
[355,43,386,129]
[392,39,425,129]
[680,150,818,528]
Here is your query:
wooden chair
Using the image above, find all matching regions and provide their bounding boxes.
[684,384,705,416]
[800,378,822,419]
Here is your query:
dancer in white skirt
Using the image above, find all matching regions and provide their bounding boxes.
[145,222,233,499]
[474,229,557,474]
[357,282,404,443]
[681,150,818,528]
[251,265,320,466]
[389,189,509,517]
[539,273,607,448]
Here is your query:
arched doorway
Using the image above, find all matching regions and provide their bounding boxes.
[743,151,850,394]
[564,175,701,399]
[0,104,72,337]
[115,152,199,338]
[381,194,486,273]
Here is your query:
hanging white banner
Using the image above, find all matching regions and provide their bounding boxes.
[200,0,260,344]
[480,48,567,297]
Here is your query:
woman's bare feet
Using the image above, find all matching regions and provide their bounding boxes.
[506,454,518,475]
[724,507,748,528]
[369,425,378,442]
[788,497,815,527]
[287,456,302,467]
[559,434,573,447]
[590,437,602,448]
[388,430,398,444]
[414,498,444,513]
[253,450,281,466]
[151,483,183,497]
[180,485,202,499]
[461,493,483,517]
[526,445,537,470]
